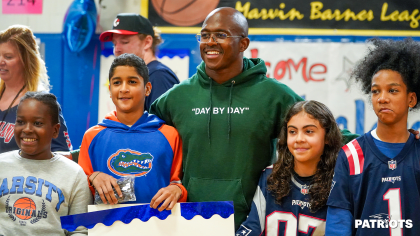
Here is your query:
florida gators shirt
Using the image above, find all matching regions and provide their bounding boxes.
[78,111,186,204]
[236,166,327,236]
[327,132,420,236]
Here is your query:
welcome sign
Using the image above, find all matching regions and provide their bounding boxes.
[244,42,420,134]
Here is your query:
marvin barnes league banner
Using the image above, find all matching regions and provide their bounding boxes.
[242,42,420,134]
[145,0,420,34]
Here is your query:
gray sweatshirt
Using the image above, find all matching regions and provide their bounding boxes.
[0,151,92,236]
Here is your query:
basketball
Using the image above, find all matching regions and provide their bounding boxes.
[151,0,220,26]
[13,197,36,220]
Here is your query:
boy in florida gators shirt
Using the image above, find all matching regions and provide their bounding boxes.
[78,54,186,210]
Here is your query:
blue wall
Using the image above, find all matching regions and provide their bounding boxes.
[35,33,100,150]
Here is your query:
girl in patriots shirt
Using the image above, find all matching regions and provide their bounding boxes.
[326,38,420,236]
[236,100,342,236]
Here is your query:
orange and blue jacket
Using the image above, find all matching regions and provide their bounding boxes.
[78,111,187,203]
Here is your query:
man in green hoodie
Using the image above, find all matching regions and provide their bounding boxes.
[150,7,356,229]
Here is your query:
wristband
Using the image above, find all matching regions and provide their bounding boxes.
[90,172,101,183]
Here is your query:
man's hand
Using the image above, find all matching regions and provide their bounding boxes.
[90,172,122,205]
[409,129,420,140]
[150,185,182,211]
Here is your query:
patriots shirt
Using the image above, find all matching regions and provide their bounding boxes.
[0,106,72,153]
[236,166,326,236]
[327,132,420,236]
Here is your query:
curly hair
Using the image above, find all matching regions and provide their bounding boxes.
[0,25,50,93]
[267,100,342,212]
[351,38,420,110]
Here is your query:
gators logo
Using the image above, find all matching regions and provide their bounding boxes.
[107,149,154,177]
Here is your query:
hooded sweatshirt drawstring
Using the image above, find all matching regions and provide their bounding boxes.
[208,78,235,143]
[207,78,213,144]
[228,80,235,140]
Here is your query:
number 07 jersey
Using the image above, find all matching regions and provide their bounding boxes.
[327,132,420,236]
[236,166,327,236]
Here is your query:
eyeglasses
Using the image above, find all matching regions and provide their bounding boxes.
[195,32,243,43]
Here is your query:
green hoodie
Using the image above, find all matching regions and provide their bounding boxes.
[150,58,358,229]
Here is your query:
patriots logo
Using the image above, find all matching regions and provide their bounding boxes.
[384,178,396,184]
[381,176,401,184]
[107,149,154,177]
[292,200,311,210]
[297,202,305,210]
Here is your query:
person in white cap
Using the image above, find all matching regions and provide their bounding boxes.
[100,13,179,111]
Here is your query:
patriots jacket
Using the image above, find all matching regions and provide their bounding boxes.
[78,111,187,203]
[327,133,420,235]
